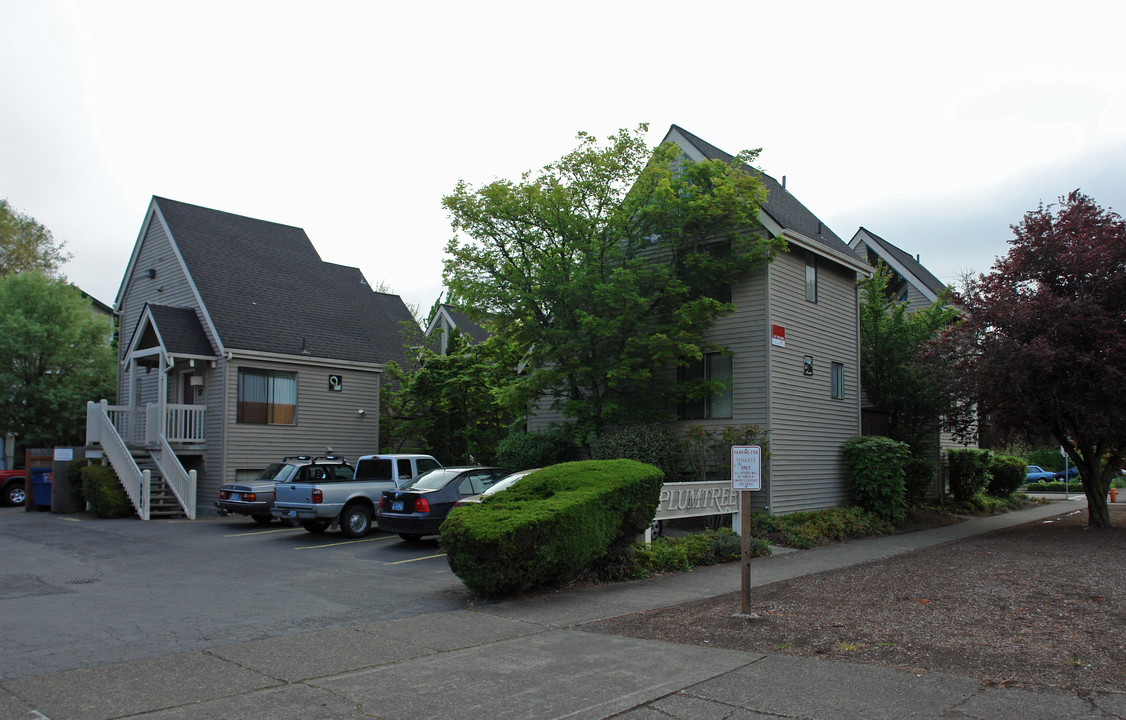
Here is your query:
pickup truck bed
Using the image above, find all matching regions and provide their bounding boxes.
[272,454,441,537]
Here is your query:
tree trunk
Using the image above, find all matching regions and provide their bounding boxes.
[1083,479,1111,528]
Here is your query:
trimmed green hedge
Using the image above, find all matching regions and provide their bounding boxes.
[441,459,662,596]
[81,464,133,518]
[947,448,992,503]
[988,454,1026,497]
[842,436,909,522]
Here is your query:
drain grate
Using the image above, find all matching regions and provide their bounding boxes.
[66,578,100,585]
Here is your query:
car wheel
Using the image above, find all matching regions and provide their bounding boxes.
[301,520,330,534]
[398,533,422,542]
[4,482,25,506]
[251,514,274,525]
[340,503,372,538]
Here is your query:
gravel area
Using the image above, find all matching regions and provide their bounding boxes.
[587,501,1126,693]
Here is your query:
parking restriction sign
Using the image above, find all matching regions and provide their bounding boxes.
[731,446,761,491]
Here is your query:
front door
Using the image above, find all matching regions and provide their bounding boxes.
[182,373,197,405]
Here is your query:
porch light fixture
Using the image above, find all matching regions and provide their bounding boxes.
[357,409,366,417]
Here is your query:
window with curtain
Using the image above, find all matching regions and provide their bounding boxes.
[237,368,297,424]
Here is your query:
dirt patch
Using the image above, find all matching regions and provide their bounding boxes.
[586,503,1126,692]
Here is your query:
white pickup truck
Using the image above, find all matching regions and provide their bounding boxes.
[272,454,442,537]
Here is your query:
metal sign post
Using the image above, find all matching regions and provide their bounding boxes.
[731,446,761,617]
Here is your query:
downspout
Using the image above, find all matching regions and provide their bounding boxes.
[764,263,773,516]
[221,351,233,487]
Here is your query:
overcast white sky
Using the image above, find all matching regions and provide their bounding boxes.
[2,0,1124,316]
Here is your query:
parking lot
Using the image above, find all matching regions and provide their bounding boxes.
[0,506,474,681]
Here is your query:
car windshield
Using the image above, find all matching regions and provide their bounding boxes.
[481,469,536,497]
[402,468,464,491]
[259,463,296,483]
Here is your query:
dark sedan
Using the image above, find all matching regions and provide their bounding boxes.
[375,466,509,541]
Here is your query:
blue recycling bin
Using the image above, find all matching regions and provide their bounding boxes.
[31,467,52,507]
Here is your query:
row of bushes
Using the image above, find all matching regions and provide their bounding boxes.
[842,437,1029,521]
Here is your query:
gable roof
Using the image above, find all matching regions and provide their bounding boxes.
[848,227,945,302]
[145,305,216,357]
[128,197,415,368]
[662,125,869,274]
[425,304,491,345]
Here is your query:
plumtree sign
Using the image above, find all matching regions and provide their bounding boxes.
[731,446,762,491]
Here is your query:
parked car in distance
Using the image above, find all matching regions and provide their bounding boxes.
[1,469,26,506]
[454,468,540,507]
[1024,465,1056,483]
[273,454,442,537]
[1054,467,1081,482]
[217,456,353,524]
[376,466,509,541]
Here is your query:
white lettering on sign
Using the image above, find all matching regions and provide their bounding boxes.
[655,482,740,520]
[731,445,762,491]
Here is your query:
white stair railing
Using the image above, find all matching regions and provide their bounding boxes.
[85,400,151,520]
[155,437,197,519]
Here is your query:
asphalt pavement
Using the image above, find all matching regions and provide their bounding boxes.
[3,496,1123,720]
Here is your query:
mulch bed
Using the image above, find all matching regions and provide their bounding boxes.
[586,502,1126,692]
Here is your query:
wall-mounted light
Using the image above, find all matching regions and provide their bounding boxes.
[146,268,157,279]
[357,409,366,417]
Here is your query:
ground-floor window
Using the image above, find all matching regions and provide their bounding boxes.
[237,368,297,424]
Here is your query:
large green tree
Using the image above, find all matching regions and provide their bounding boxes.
[0,271,115,447]
[933,191,1125,527]
[442,125,783,445]
[0,199,71,275]
[859,263,959,453]
[381,331,520,464]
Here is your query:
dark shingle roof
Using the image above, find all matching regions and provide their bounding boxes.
[855,227,946,295]
[666,125,852,257]
[146,304,215,357]
[153,197,415,367]
[441,305,491,344]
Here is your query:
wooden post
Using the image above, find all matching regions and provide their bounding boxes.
[740,489,753,614]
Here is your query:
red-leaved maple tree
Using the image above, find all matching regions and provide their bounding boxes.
[937,190,1126,527]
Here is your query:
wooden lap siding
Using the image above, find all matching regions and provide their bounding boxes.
[217,359,381,506]
[766,252,860,514]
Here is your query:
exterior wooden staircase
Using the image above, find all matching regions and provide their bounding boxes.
[130,450,186,519]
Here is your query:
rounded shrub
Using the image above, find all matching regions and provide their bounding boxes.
[946,448,992,503]
[591,423,679,480]
[495,431,572,470]
[441,459,662,596]
[841,436,909,523]
[988,454,1026,497]
[81,464,133,518]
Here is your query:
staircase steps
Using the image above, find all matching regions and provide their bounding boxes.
[129,449,186,519]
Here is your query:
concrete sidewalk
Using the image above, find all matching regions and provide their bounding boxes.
[4,498,1122,720]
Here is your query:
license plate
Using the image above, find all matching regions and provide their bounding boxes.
[287,509,297,518]
[392,501,404,511]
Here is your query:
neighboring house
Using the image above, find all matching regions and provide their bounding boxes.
[424,304,490,355]
[529,125,872,515]
[85,197,415,519]
[848,227,945,312]
[848,227,974,494]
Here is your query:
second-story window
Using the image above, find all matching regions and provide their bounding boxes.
[678,352,734,420]
[805,252,818,303]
